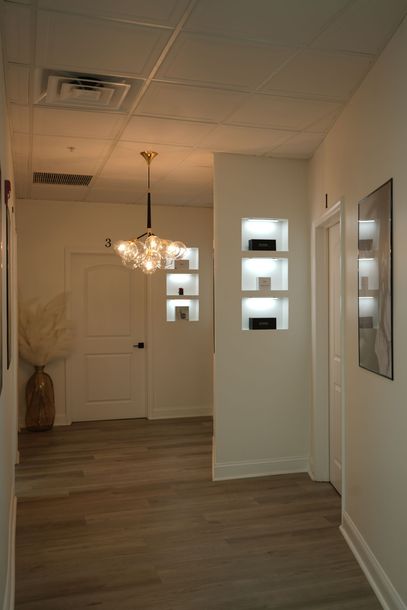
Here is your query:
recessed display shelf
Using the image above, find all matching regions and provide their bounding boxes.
[242,297,288,331]
[166,247,199,270]
[167,273,199,296]
[241,218,288,252]
[167,299,199,322]
[241,257,288,291]
[358,295,378,329]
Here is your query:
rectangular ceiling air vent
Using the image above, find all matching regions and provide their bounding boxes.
[33,172,93,186]
[34,70,142,112]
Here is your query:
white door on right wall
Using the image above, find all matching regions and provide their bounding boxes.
[329,222,342,494]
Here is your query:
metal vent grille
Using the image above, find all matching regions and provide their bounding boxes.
[33,172,93,186]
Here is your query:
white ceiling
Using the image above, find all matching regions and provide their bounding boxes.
[1,0,407,207]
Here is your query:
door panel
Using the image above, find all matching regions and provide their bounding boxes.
[70,253,146,421]
[86,265,131,336]
[329,223,342,494]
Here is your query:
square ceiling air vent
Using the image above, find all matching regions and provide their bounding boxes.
[34,70,142,112]
[45,74,130,110]
[33,172,93,186]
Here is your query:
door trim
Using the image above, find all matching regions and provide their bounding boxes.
[64,247,149,424]
[310,202,346,503]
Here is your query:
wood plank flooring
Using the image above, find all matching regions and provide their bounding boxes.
[15,417,381,610]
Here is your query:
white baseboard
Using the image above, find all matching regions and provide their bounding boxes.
[213,455,308,481]
[2,494,16,610]
[341,512,406,610]
[54,414,71,426]
[150,405,212,420]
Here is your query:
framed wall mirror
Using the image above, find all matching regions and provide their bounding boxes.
[358,179,393,380]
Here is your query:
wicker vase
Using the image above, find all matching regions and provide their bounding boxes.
[25,366,55,431]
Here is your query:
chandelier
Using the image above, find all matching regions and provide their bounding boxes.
[114,151,187,274]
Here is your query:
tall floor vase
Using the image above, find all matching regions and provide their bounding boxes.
[25,366,55,431]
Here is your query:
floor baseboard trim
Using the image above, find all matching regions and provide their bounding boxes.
[340,511,406,610]
[54,414,71,426]
[2,494,16,610]
[150,406,212,420]
[213,456,308,481]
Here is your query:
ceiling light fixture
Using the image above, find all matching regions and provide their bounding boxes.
[114,151,187,274]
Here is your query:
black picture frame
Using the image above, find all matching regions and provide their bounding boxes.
[5,180,11,369]
[0,172,3,395]
[358,179,393,379]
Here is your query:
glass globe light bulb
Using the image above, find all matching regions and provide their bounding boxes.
[145,234,163,252]
[114,240,129,255]
[172,241,187,259]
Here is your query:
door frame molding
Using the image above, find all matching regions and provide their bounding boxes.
[310,201,346,502]
[64,247,150,424]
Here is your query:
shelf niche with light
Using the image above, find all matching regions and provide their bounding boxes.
[241,218,289,331]
[166,248,200,322]
[241,218,288,252]
[242,297,289,331]
[166,247,199,270]
[241,257,288,292]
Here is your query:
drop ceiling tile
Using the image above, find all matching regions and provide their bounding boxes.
[312,0,407,54]
[10,104,30,133]
[32,135,111,174]
[199,125,294,154]
[157,33,295,90]
[181,149,213,168]
[37,0,190,26]
[11,131,29,155]
[6,63,30,104]
[161,164,212,189]
[93,175,144,187]
[100,141,193,180]
[87,188,142,204]
[36,10,172,77]
[262,49,374,100]
[33,107,124,139]
[122,116,216,147]
[226,94,342,131]
[30,184,88,201]
[137,82,248,122]
[143,180,210,206]
[185,0,348,46]
[271,131,326,158]
[305,108,343,133]
[3,4,33,64]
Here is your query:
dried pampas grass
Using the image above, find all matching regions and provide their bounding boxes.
[19,293,74,367]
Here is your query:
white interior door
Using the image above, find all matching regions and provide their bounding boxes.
[69,253,146,421]
[328,223,342,494]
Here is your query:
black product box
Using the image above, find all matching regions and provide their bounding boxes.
[358,238,373,251]
[249,317,277,330]
[248,239,276,251]
[359,316,374,329]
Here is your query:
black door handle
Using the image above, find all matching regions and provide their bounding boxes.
[133,342,145,349]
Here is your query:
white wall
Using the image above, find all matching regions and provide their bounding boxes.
[309,17,407,608]
[16,200,213,423]
[213,154,310,480]
[0,37,18,610]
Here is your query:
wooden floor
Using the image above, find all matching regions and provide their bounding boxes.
[15,418,381,610]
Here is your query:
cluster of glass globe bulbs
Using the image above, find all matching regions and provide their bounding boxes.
[113,150,187,274]
[113,234,187,274]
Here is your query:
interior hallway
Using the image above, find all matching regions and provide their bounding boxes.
[15,418,380,610]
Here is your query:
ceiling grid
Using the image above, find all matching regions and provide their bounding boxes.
[1,0,406,206]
